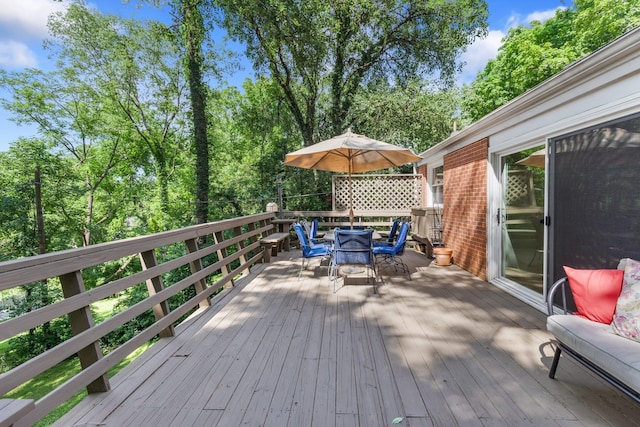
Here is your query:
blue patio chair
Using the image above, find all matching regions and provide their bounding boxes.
[329,229,377,293]
[373,222,410,277]
[373,218,400,248]
[293,223,331,276]
[300,218,323,243]
[309,218,325,243]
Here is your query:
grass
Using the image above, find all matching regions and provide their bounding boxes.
[1,297,154,426]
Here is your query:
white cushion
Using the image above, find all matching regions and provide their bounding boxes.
[547,314,640,392]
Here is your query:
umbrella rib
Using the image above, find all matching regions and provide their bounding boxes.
[294,149,354,172]
[306,151,338,170]
[351,148,394,166]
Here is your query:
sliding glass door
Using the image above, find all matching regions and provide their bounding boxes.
[500,146,546,293]
[548,113,640,282]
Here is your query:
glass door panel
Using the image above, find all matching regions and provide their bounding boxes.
[501,146,545,293]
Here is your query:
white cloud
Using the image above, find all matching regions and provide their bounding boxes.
[502,7,565,31]
[457,7,567,86]
[0,41,38,68]
[0,0,69,39]
[526,9,564,25]
[0,0,69,69]
[458,29,504,85]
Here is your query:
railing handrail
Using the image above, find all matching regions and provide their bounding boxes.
[281,209,413,218]
[0,212,275,289]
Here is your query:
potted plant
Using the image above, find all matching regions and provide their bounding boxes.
[433,247,453,266]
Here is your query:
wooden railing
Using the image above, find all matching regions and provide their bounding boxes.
[279,210,413,229]
[0,212,276,426]
[280,209,440,242]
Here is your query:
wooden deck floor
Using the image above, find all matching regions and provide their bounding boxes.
[55,250,640,427]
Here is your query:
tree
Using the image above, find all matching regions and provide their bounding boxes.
[350,80,464,155]
[177,0,211,226]
[0,139,69,258]
[46,2,192,230]
[219,78,314,214]
[463,0,640,122]
[0,64,137,246]
[0,140,74,360]
[215,0,488,145]
[1,2,196,239]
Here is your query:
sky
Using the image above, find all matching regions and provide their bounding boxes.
[0,0,570,152]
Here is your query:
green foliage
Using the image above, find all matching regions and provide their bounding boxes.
[463,0,640,122]
[100,303,156,353]
[47,1,193,231]
[351,80,464,155]
[2,339,152,426]
[215,0,488,144]
[177,0,212,225]
[0,139,79,256]
[4,317,72,369]
[2,280,69,369]
[99,243,198,352]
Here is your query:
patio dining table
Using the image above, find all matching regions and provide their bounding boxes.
[321,230,382,242]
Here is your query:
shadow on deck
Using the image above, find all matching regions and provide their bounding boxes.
[55,250,640,427]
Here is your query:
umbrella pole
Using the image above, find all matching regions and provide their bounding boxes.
[344,155,364,274]
[349,157,354,228]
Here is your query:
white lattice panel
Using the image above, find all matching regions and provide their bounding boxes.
[332,174,423,211]
[506,170,535,207]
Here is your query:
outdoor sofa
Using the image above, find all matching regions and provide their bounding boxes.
[546,258,640,403]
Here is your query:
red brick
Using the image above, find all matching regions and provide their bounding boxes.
[442,138,488,280]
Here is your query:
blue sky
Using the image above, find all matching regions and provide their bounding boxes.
[0,0,570,152]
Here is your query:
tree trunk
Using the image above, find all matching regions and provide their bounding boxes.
[182,0,209,226]
[84,174,93,246]
[34,166,52,338]
[35,166,46,254]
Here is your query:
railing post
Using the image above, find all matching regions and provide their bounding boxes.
[59,271,110,394]
[233,226,250,277]
[139,250,174,338]
[246,221,259,260]
[214,231,233,286]
[184,238,210,309]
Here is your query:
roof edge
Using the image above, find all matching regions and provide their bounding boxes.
[418,25,640,165]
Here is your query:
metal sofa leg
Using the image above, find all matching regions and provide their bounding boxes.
[549,346,562,379]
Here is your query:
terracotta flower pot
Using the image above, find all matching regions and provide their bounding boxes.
[433,247,453,266]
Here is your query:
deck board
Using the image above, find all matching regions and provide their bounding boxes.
[312,275,338,427]
[54,250,640,427]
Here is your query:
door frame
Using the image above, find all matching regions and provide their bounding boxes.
[487,144,550,311]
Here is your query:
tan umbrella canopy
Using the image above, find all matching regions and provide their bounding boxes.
[515,148,546,168]
[284,129,422,225]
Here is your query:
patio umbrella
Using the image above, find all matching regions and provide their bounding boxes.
[284,129,421,226]
[515,148,546,168]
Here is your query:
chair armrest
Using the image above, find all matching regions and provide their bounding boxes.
[547,277,571,315]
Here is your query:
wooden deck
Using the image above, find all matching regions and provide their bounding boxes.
[55,250,640,427]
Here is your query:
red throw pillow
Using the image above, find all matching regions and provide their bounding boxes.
[563,266,624,324]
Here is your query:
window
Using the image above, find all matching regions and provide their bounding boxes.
[432,165,444,206]
[430,165,444,246]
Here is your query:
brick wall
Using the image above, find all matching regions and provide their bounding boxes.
[443,138,488,280]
